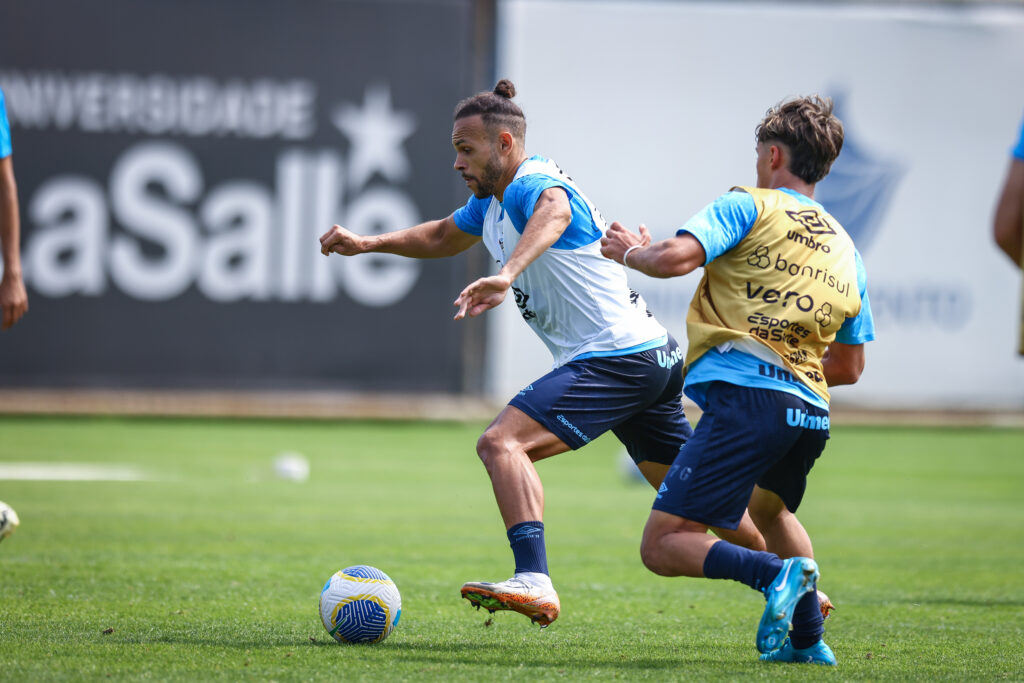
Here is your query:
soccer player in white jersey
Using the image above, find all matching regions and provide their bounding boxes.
[320,80,764,627]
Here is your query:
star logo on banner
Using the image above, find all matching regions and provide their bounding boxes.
[332,84,417,190]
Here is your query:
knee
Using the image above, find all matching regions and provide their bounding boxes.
[639,537,665,576]
[639,534,675,577]
[475,427,509,471]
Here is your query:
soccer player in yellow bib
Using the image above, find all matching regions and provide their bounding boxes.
[601,95,875,666]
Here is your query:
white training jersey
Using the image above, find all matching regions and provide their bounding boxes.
[453,156,666,367]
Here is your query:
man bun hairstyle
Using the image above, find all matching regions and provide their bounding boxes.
[493,79,516,99]
[454,79,526,141]
[756,95,844,184]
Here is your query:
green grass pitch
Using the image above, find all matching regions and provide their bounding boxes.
[1,416,1022,681]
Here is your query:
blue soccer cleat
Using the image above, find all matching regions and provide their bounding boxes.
[756,557,820,653]
[759,637,837,665]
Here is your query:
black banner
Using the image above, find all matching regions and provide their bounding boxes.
[0,0,484,392]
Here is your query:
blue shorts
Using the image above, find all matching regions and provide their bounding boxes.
[652,382,829,529]
[509,336,691,466]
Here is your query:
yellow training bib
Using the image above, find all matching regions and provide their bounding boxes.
[685,187,862,402]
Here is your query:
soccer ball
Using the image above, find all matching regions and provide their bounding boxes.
[319,565,401,644]
[0,500,19,542]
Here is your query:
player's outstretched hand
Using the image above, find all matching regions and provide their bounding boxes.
[0,273,28,330]
[453,274,512,320]
[320,225,365,256]
[600,222,651,264]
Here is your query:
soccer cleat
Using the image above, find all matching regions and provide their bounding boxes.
[759,637,837,665]
[460,574,560,627]
[756,557,820,653]
[817,589,835,619]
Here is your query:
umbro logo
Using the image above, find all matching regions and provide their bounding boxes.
[512,525,542,539]
[785,209,836,236]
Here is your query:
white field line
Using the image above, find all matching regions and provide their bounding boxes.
[0,463,151,481]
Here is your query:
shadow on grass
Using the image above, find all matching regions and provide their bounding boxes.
[380,640,738,671]
[103,635,738,669]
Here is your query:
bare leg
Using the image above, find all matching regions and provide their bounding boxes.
[475,405,570,529]
[461,407,571,625]
[639,509,719,578]
[748,485,813,559]
[749,485,834,618]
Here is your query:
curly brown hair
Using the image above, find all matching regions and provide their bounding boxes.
[755,96,844,184]
[453,79,526,141]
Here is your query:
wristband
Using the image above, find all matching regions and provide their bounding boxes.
[623,245,642,269]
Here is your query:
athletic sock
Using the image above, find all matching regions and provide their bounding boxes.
[788,584,825,649]
[702,540,783,593]
[507,521,548,576]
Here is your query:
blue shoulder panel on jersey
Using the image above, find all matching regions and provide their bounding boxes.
[1014,112,1024,160]
[836,249,876,344]
[503,171,603,250]
[676,190,758,264]
[452,194,490,236]
[0,88,12,159]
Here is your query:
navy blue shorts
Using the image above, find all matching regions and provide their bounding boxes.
[652,382,829,529]
[509,336,691,466]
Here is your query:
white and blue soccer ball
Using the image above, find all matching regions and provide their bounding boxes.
[319,565,401,644]
[0,500,19,542]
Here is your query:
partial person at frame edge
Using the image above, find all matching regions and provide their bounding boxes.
[0,86,28,331]
[993,110,1024,270]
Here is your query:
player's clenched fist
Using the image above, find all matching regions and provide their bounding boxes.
[320,224,365,256]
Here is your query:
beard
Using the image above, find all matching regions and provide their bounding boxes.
[471,152,504,199]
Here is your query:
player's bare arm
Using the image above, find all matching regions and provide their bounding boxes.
[821,342,864,386]
[320,214,480,259]
[0,155,27,330]
[600,221,706,278]
[453,187,571,320]
[993,158,1024,268]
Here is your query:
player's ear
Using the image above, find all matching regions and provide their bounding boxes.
[498,130,514,154]
[770,144,786,170]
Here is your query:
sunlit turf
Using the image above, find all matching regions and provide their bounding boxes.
[1,416,1022,680]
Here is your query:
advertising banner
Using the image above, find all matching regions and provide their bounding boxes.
[0,0,481,392]
[494,1,1024,410]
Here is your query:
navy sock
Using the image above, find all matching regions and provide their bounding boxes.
[702,541,783,593]
[507,521,548,575]
[788,584,825,649]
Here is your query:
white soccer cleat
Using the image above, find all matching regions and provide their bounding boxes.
[461,572,560,627]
